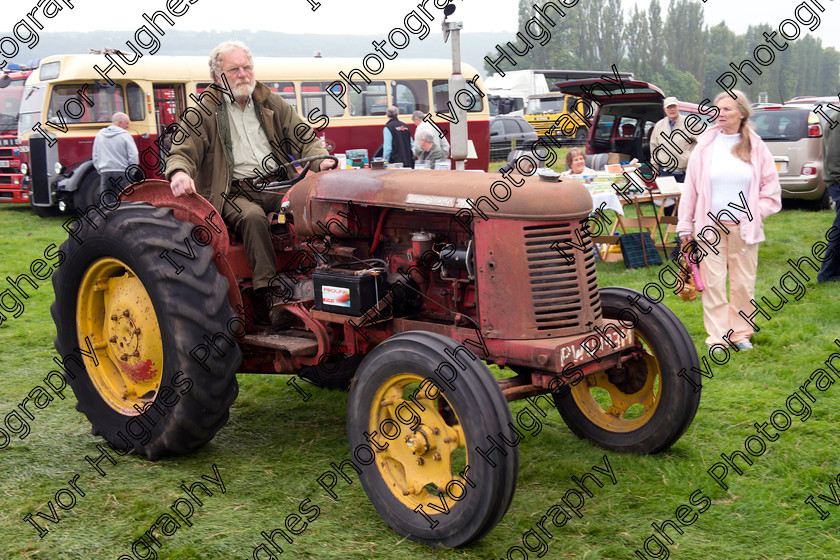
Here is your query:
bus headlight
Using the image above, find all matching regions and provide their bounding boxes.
[20,163,27,175]
[54,162,62,175]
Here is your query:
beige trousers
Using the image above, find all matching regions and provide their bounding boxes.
[698,224,759,346]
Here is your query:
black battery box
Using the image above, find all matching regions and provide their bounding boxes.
[313,268,385,316]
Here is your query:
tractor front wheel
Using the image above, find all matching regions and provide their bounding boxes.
[554,287,701,454]
[347,331,518,548]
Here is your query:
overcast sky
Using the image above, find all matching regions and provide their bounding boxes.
[9,0,840,51]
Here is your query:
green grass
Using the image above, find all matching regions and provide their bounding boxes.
[1,200,839,560]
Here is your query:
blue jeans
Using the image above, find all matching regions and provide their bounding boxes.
[818,182,840,283]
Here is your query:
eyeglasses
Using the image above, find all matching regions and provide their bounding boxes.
[224,65,254,74]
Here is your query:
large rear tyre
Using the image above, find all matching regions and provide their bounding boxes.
[347,332,518,548]
[52,201,241,460]
[554,287,701,454]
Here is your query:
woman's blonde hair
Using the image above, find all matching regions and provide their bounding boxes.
[714,90,753,163]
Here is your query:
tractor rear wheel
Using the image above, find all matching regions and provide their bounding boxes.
[347,331,518,548]
[554,287,701,454]
[52,201,241,460]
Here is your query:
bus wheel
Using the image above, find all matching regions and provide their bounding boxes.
[347,332,518,548]
[52,201,241,459]
[73,171,101,210]
[553,287,701,454]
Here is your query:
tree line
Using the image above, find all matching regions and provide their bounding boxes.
[488,0,840,103]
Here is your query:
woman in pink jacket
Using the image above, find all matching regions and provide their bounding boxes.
[677,90,782,350]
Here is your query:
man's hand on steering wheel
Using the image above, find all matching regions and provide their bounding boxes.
[319,158,337,171]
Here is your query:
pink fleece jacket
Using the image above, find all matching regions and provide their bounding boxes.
[677,124,782,244]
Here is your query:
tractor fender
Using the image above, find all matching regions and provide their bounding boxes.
[122,179,241,311]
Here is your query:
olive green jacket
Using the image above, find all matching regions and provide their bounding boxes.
[165,81,328,213]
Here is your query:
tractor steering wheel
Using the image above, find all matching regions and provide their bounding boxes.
[261,155,340,191]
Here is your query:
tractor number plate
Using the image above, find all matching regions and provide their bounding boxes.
[556,324,634,368]
[0,161,9,168]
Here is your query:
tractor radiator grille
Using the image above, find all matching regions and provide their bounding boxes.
[523,221,602,332]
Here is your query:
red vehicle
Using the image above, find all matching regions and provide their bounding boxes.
[554,79,714,170]
[52,157,701,548]
[0,67,34,203]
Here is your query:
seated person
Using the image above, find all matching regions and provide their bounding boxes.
[560,148,596,176]
[415,130,447,169]
[165,41,333,322]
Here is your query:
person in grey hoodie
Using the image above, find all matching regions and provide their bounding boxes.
[92,112,139,195]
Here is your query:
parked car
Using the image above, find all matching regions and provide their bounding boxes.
[489,115,537,161]
[554,79,710,170]
[749,104,828,208]
[784,95,838,106]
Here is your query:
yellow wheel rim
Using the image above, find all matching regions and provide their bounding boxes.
[76,258,164,414]
[369,373,468,510]
[568,333,661,432]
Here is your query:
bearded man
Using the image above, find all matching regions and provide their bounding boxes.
[165,41,334,321]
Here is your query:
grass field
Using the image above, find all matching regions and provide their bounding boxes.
[1,196,839,560]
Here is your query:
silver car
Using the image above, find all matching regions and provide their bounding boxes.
[749,105,828,208]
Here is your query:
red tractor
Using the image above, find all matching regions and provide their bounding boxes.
[52,157,701,547]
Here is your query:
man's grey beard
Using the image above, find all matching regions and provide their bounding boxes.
[233,80,255,102]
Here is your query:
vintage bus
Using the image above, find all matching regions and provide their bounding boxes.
[18,53,489,215]
[0,66,34,203]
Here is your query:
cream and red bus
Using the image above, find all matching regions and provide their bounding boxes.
[18,53,489,215]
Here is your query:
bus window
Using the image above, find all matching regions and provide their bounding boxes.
[153,84,185,146]
[48,84,125,124]
[266,81,297,111]
[390,80,429,114]
[433,80,482,113]
[126,83,145,122]
[348,81,386,117]
[302,82,345,118]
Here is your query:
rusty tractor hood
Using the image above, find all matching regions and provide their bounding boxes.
[288,169,594,237]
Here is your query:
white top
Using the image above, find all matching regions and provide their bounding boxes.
[708,132,753,220]
[560,167,597,176]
